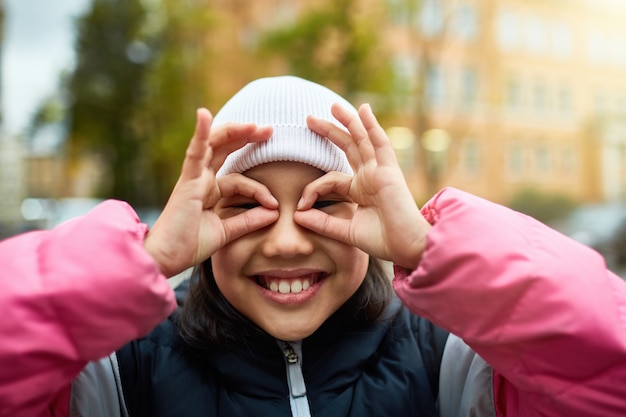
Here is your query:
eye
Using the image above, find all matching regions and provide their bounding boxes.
[230,202,260,210]
[312,200,341,209]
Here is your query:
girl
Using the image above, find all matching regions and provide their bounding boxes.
[1,76,625,417]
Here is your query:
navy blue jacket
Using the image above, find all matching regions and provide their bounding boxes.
[117,300,448,417]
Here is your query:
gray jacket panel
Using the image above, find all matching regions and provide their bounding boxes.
[70,354,128,417]
[438,334,496,417]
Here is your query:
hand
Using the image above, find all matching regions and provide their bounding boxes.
[295,103,431,270]
[144,108,278,277]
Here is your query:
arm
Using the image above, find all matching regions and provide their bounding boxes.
[394,187,626,416]
[0,201,176,417]
[300,103,626,416]
[0,109,277,417]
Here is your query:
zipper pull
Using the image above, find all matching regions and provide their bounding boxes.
[282,343,307,397]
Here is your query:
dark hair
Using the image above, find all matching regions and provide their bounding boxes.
[177,257,394,349]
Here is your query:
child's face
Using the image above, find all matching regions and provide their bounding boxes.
[213,161,369,341]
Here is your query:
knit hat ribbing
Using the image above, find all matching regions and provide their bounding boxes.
[214,76,355,177]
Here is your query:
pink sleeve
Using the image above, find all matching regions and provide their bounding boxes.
[0,200,177,417]
[393,187,626,416]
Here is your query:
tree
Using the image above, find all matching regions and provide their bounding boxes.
[508,188,578,224]
[259,0,395,112]
[132,0,216,205]
[67,0,153,206]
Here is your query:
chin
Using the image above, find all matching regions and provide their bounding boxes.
[264,323,320,342]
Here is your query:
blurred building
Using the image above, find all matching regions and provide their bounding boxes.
[23,123,61,197]
[0,1,24,238]
[200,0,626,205]
[12,0,626,212]
[383,0,626,204]
[0,134,25,237]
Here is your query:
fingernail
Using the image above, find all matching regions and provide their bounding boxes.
[297,197,304,210]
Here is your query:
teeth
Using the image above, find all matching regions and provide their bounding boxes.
[278,281,290,294]
[258,274,319,294]
[291,280,303,293]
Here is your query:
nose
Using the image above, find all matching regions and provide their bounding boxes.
[260,209,315,258]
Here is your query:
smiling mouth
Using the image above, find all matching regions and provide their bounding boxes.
[254,273,325,294]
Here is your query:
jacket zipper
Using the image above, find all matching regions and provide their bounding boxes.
[279,341,312,417]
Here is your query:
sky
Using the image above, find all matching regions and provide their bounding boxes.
[2,0,90,136]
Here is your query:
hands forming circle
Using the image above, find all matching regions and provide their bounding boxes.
[144,109,277,277]
[296,103,430,270]
[145,104,431,277]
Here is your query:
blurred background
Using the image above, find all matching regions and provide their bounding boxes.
[0,0,624,276]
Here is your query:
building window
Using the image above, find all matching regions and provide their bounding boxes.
[426,65,446,107]
[496,11,520,51]
[550,22,572,59]
[587,30,608,64]
[505,76,522,111]
[612,35,626,67]
[392,55,419,109]
[453,3,478,40]
[496,12,520,51]
[594,88,609,115]
[535,143,551,176]
[533,78,547,113]
[461,139,482,177]
[560,144,578,177]
[393,54,419,90]
[460,67,478,107]
[525,17,547,55]
[507,141,525,179]
[419,0,444,37]
[557,82,572,115]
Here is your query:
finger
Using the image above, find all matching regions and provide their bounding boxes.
[297,171,352,210]
[330,103,376,163]
[306,115,364,168]
[358,104,399,166]
[180,108,213,181]
[293,209,353,244]
[208,123,273,171]
[221,207,279,243]
[218,174,279,209]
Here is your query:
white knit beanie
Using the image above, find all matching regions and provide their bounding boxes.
[214,76,355,177]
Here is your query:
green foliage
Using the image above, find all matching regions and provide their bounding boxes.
[67,0,215,206]
[64,0,397,205]
[29,93,67,137]
[68,0,152,205]
[259,0,395,109]
[507,188,579,224]
[133,0,216,205]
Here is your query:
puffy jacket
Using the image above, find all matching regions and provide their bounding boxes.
[394,188,626,415]
[0,201,176,417]
[112,301,448,417]
[1,188,625,416]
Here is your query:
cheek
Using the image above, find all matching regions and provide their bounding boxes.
[210,249,230,277]
[211,234,254,274]
[337,247,370,290]
[210,246,244,294]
